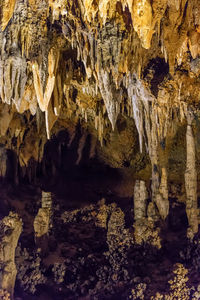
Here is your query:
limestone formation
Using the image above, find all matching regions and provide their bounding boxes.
[133,180,161,248]
[134,180,148,221]
[185,111,198,239]
[33,191,52,239]
[0,212,22,299]
[155,167,169,220]
[0,146,7,178]
[1,1,200,297]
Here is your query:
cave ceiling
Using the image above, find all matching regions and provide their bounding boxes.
[0,0,200,182]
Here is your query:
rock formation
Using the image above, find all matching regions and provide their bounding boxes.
[133,180,161,248]
[134,180,148,221]
[34,191,52,239]
[185,111,198,239]
[0,0,199,225]
[1,0,200,298]
[0,212,22,299]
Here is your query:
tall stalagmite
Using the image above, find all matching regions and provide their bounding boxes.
[0,212,22,299]
[185,111,198,239]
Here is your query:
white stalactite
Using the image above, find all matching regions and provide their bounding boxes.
[98,69,121,131]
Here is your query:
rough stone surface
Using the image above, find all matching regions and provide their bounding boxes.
[0,212,22,299]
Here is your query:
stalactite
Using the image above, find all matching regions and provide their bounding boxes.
[132,0,154,49]
[98,69,121,131]
[67,129,76,148]
[188,30,200,60]
[89,134,97,159]
[185,111,198,239]
[32,62,45,111]
[45,100,58,140]
[32,48,60,138]
[0,0,17,31]
[76,131,88,165]
[127,74,153,153]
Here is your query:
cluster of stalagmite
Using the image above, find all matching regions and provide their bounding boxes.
[0,212,22,299]
[133,180,161,248]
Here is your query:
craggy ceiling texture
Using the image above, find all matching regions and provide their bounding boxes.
[1,1,200,236]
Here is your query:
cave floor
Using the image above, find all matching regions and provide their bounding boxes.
[1,181,200,300]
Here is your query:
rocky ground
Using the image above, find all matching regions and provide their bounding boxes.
[0,177,200,300]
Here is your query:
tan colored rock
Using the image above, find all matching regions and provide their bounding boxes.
[0,289,10,300]
[132,0,154,49]
[155,167,169,220]
[188,30,200,59]
[0,146,7,178]
[34,208,51,238]
[133,180,161,248]
[134,180,148,220]
[0,104,14,137]
[34,192,52,238]
[0,212,22,299]
[185,111,198,238]
[0,0,16,31]
[147,201,159,222]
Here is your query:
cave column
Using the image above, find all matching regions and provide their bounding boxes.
[150,111,169,220]
[185,111,198,239]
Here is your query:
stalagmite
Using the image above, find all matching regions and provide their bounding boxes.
[133,180,161,248]
[134,180,148,221]
[34,191,52,239]
[0,212,22,299]
[155,167,169,220]
[185,111,198,239]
